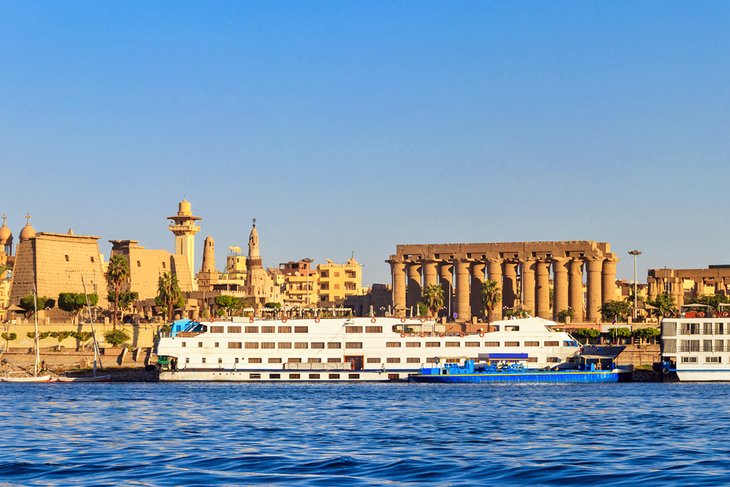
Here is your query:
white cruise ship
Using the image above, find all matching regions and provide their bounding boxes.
[661,305,730,381]
[156,316,581,381]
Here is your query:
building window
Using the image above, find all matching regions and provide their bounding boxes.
[162,262,166,269]
[137,260,141,267]
[90,256,95,263]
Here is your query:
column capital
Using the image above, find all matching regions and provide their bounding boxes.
[486,257,503,265]
[551,256,570,266]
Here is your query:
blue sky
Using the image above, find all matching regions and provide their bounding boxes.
[1,2,729,285]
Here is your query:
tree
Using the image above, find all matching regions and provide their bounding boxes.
[688,293,730,310]
[109,291,139,324]
[600,300,632,322]
[1,332,17,345]
[156,272,184,321]
[104,328,130,347]
[571,327,600,344]
[481,280,502,323]
[632,327,660,345]
[106,254,131,329]
[609,327,631,343]
[72,331,94,350]
[421,284,444,318]
[264,302,281,309]
[557,308,574,324]
[49,331,73,351]
[647,293,677,318]
[215,295,242,316]
[18,294,55,316]
[58,293,98,324]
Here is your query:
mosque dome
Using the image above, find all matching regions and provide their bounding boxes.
[19,222,36,241]
[0,219,11,245]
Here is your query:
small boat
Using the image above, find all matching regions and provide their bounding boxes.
[409,351,633,384]
[2,375,57,383]
[57,374,111,383]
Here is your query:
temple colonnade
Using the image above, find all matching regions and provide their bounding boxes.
[388,241,619,322]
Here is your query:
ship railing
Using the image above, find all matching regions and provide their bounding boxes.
[678,345,727,352]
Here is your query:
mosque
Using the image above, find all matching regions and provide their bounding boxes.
[0,200,364,321]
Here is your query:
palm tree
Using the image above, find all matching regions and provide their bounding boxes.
[156,272,183,321]
[421,284,444,318]
[647,293,677,319]
[106,254,130,329]
[481,279,502,323]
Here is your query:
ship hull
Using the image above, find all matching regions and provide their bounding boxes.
[409,369,632,384]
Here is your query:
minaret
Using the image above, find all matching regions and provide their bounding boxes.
[0,214,12,257]
[201,236,216,273]
[245,219,267,307]
[247,218,261,265]
[167,199,201,287]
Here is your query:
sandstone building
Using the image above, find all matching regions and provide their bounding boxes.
[388,241,619,322]
[648,265,730,307]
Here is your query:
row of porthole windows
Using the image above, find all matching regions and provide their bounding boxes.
[182,340,564,349]
[182,356,554,365]
[385,341,561,348]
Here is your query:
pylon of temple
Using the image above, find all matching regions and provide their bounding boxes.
[387,241,619,322]
[167,199,201,290]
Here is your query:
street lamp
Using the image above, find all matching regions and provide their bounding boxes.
[628,250,642,321]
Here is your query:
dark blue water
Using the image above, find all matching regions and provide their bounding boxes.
[0,383,728,486]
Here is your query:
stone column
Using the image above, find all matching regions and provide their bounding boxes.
[390,260,406,317]
[422,258,439,288]
[470,262,486,320]
[552,257,570,320]
[586,257,603,323]
[406,261,422,311]
[647,277,658,301]
[602,257,618,305]
[439,261,453,318]
[502,260,518,311]
[569,258,584,322]
[535,259,551,319]
[521,258,536,316]
[672,277,684,308]
[486,258,503,322]
[455,259,471,322]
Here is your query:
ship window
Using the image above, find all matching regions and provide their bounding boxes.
[465,341,479,347]
[289,373,300,379]
[681,340,700,352]
[525,341,539,347]
[278,326,292,333]
[270,373,281,379]
[426,357,438,364]
[245,342,259,349]
[329,373,341,379]
[198,342,203,348]
[426,342,440,347]
[308,358,322,363]
[345,326,363,333]
[387,357,401,363]
[261,342,275,349]
[327,342,341,349]
[228,342,242,349]
[485,341,499,347]
[345,342,363,349]
[663,339,677,353]
[294,342,308,349]
[250,373,261,379]
[706,356,721,363]
[366,326,383,333]
[386,342,401,348]
[185,358,189,364]
[268,358,282,363]
[407,357,421,363]
[235,358,239,363]
[547,357,560,363]
[681,356,698,363]
[328,358,342,363]
[261,326,275,333]
[715,323,725,335]
[406,342,421,348]
[704,324,713,335]
[214,342,220,348]
[218,358,222,364]
[388,373,400,380]
[544,341,559,347]
[663,322,677,336]
[366,358,380,363]
[311,342,325,349]
[704,340,713,352]
[527,357,538,363]
[202,358,206,364]
[278,342,292,349]
[249,358,262,363]
[716,340,724,352]
[181,342,186,347]
[348,373,360,379]
[210,326,224,333]
[294,326,308,333]
[288,358,302,363]
[228,326,242,333]
[445,342,459,347]
[505,325,520,332]
[309,373,321,379]
[243,326,257,333]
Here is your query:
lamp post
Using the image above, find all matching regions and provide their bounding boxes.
[629,250,642,320]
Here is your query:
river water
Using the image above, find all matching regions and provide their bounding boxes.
[0,382,728,486]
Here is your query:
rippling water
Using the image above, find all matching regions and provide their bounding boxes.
[1,382,729,485]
